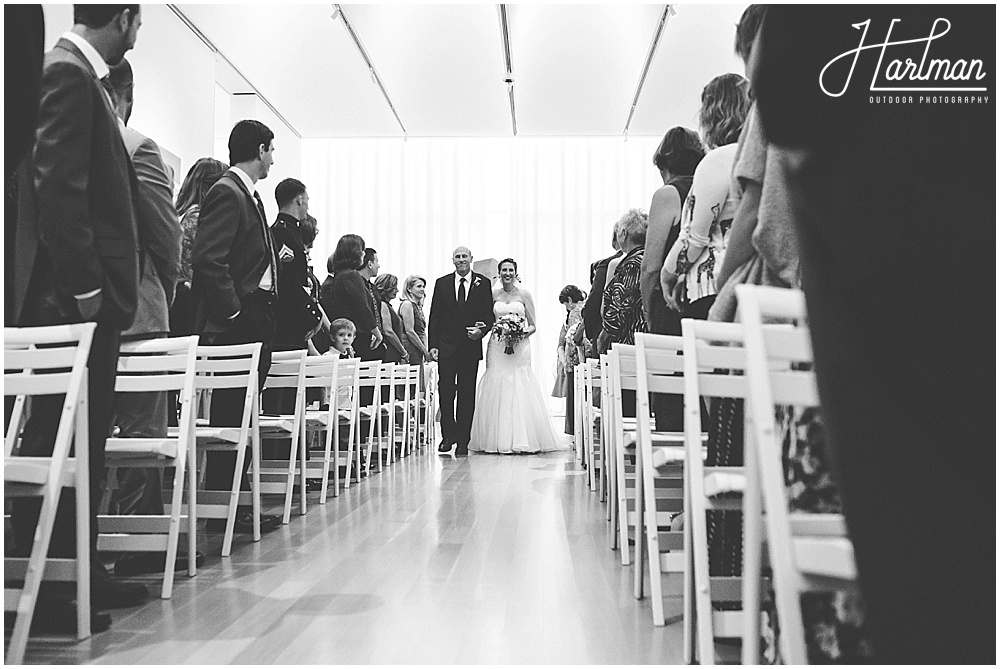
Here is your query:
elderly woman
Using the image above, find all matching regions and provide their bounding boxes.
[660,73,751,321]
[601,208,649,351]
[373,273,409,364]
[601,209,649,418]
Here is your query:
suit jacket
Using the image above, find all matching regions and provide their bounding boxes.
[427,271,495,362]
[270,213,314,347]
[582,252,620,341]
[191,170,273,334]
[121,126,181,338]
[13,37,139,329]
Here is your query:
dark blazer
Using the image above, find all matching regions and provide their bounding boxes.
[13,37,139,330]
[121,126,180,338]
[191,170,273,335]
[320,269,381,358]
[427,271,495,361]
[582,252,620,341]
[270,213,313,347]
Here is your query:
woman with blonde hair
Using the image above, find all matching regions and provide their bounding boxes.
[660,73,751,320]
[398,275,430,391]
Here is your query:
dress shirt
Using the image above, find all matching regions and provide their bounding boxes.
[230,165,273,292]
[454,271,472,301]
[61,31,111,302]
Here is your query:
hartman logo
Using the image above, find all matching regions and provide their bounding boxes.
[820,18,988,98]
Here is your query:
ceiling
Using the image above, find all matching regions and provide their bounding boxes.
[178,3,749,138]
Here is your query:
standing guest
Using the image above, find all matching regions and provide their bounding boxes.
[4,4,45,328]
[398,275,430,392]
[581,225,622,356]
[602,209,649,417]
[191,119,281,535]
[557,285,586,435]
[170,157,227,336]
[322,237,384,363]
[269,178,319,352]
[263,178,319,428]
[661,73,751,320]
[357,248,387,361]
[299,214,332,355]
[11,4,147,623]
[103,58,196,576]
[374,274,409,365]
[321,235,384,410]
[755,6,991,663]
[640,127,704,431]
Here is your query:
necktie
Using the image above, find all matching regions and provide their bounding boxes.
[457,277,467,307]
[100,75,115,104]
[253,191,278,296]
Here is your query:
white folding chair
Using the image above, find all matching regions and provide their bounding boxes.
[600,354,615,525]
[353,360,381,479]
[300,355,358,500]
[423,361,438,449]
[581,358,604,494]
[373,362,397,471]
[679,320,754,662]
[169,343,262,557]
[98,335,200,599]
[633,332,697,635]
[4,323,95,663]
[257,350,308,524]
[737,284,855,665]
[572,361,586,468]
[403,364,421,455]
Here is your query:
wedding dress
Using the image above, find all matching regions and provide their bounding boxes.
[469,299,565,454]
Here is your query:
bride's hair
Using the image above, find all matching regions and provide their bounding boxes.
[498,258,520,282]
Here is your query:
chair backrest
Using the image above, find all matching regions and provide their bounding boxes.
[300,354,341,390]
[610,343,637,392]
[116,336,200,442]
[335,357,359,394]
[679,319,750,489]
[265,350,308,390]
[4,323,97,457]
[633,332,685,396]
[192,343,263,390]
[115,336,200,395]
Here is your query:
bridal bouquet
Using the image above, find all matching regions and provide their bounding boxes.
[492,313,527,355]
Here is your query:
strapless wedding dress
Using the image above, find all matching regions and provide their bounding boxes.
[469,300,565,454]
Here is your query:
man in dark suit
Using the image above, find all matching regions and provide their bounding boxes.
[11,4,147,622]
[428,246,496,455]
[581,225,622,355]
[191,119,281,534]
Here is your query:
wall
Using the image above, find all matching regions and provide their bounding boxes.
[41,4,302,194]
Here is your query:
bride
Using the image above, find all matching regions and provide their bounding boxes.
[469,258,565,454]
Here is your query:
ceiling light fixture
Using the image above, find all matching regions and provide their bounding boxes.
[623,4,676,138]
[332,4,407,137]
[498,4,517,136]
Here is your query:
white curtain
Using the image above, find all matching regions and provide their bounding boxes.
[302,136,665,388]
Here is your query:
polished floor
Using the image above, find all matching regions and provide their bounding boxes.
[17,428,694,664]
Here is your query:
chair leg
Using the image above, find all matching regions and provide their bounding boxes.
[251,407,261,542]
[161,460,185,599]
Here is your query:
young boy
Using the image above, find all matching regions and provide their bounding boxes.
[325,318,356,411]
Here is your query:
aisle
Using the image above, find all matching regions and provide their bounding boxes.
[25,446,687,664]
